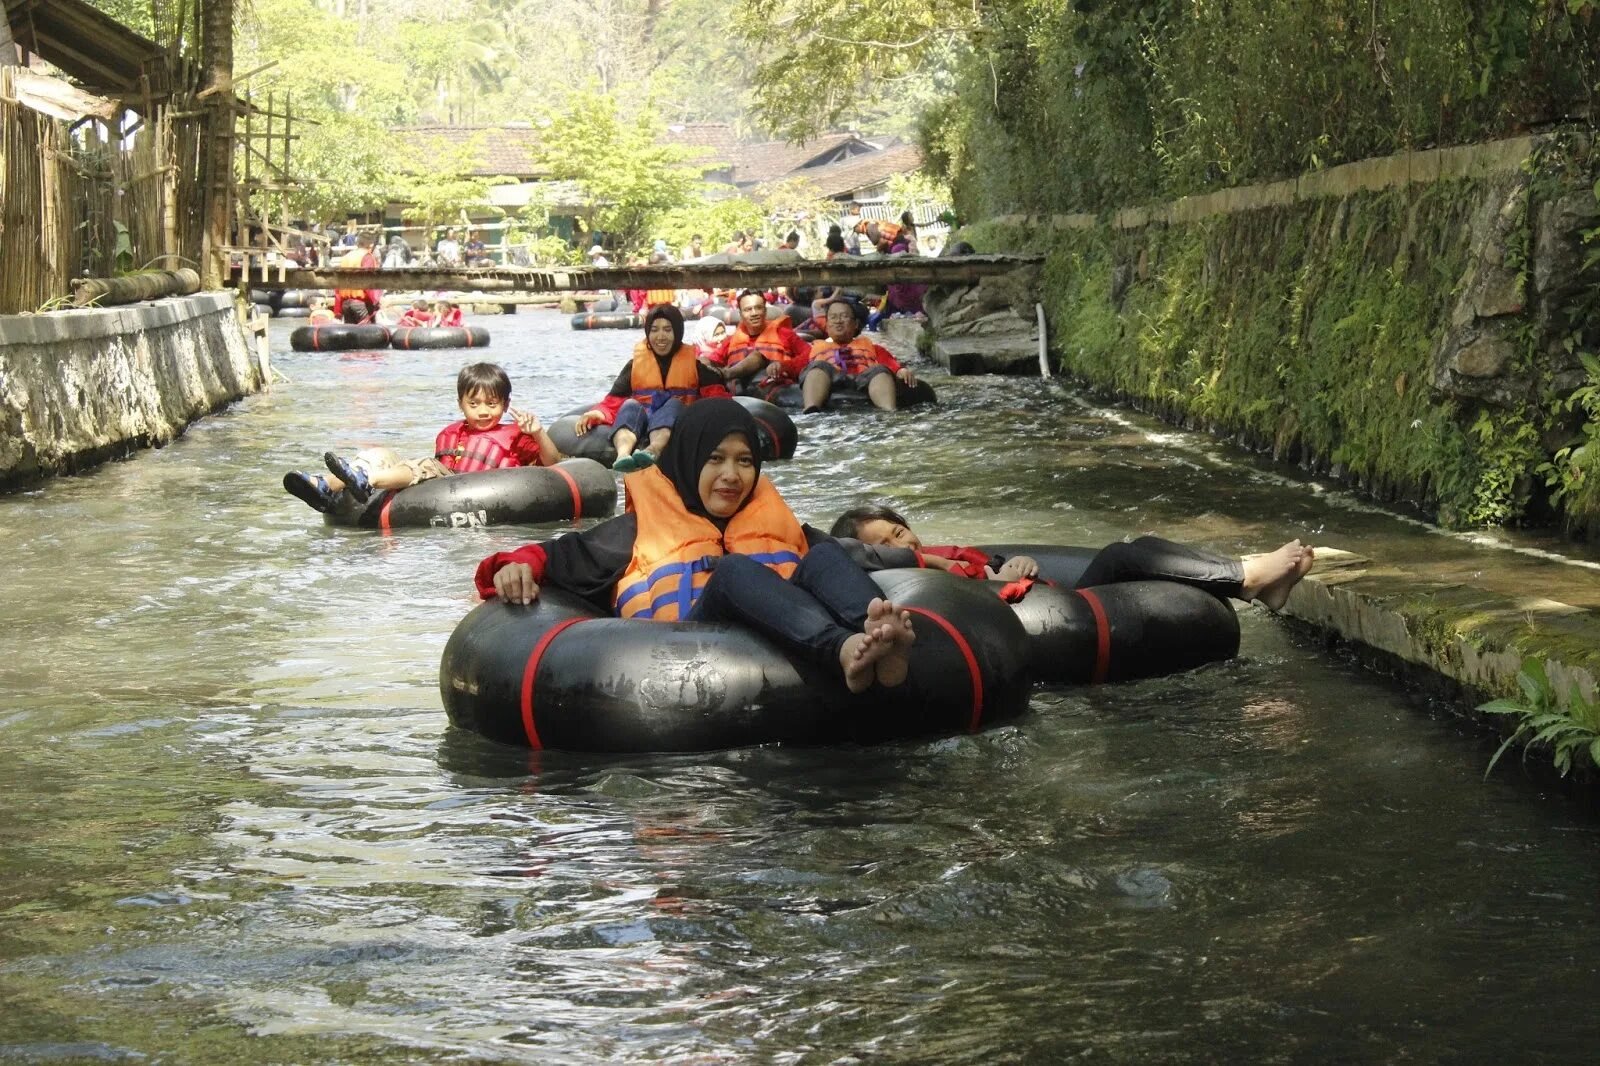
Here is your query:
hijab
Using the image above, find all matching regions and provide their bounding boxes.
[657,398,762,523]
[643,303,685,352]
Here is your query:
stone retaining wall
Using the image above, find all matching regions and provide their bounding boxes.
[0,293,263,488]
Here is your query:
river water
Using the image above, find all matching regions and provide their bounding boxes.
[2,309,1597,1062]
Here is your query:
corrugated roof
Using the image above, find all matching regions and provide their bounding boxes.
[390,124,548,177]
[733,133,874,185]
[770,143,924,199]
[661,122,740,159]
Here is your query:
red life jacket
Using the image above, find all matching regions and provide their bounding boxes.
[613,466,807,620]
[810,336,884,376]
[630,342,702,411]
[434,420,525,473]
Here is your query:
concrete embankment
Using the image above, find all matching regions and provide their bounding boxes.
[1271,543,1600,781]
[0,292,263,488]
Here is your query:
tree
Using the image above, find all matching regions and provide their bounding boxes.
[536,91,707,253]
[734,0,977,140]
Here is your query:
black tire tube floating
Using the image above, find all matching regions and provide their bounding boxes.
[751,378,938,410]
[252,303,276,318]
[289,324,392,351]
[324,459,618,532]
[703,304,740,324]
[275,289,327,309]
[570,312,644,330]
[546,397,798,467]
[973,543,1241,684]
[275,306,311,319]
[439,567,1031,752]
[588,296,621,312]
[249,288,274,305]
[390,326,492,350]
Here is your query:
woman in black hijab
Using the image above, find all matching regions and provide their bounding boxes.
[570,304,730,471]
[477,399,915,694]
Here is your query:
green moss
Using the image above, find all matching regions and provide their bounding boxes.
[968,154,1600,531]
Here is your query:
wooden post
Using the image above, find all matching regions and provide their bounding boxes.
[0,10,19,67]
[200,0,235,289]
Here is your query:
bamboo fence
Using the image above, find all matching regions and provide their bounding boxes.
[0,67,205,314]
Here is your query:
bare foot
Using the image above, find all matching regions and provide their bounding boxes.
[1243,541,1315,611]
[866,598,916,688]
[838,600,917,693]
[840,631,879,694]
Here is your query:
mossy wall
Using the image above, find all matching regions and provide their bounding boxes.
[963,137,1600,533]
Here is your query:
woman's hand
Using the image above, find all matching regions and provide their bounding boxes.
[573,410,606,434]
[511,407,542,435]
[995,555,1039,581]
[896,367,917,387]
[493,563,541,605]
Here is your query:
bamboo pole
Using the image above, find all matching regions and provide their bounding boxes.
[73,268,201,307]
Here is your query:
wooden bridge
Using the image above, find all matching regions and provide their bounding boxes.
[228,252,1043,294]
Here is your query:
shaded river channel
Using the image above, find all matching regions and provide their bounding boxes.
[3,310,1599,1063]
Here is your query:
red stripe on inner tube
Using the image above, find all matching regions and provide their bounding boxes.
[1074,587,1111,683]
[378,494,395,535]
[751,416,785,459]
[903,606,985,732]
[551,465,583,519]
[520,616,586,750]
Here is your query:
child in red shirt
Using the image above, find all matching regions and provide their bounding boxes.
[282,362,561,512]
[830,504,1315,610]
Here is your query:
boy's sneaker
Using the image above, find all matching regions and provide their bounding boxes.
[283,471,334,513]
[324,452,372,502]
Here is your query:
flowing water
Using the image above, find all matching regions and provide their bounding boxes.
[2,309,1597,1063]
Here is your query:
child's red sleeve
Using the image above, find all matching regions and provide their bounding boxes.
[475,543,548,599]
[592,394,627,423]
[922,545,991,578]
[510,432,545,467]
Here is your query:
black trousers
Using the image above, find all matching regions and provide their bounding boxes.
[689,540,876,670]
[1075,536,1244,598]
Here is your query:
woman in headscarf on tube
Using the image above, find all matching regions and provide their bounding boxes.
[571,304,731,472]
[477,399,917,694]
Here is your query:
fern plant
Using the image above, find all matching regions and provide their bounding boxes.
[1480,659,1600,779]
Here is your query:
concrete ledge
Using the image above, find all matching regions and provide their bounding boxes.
[0,292,234,347]
[993,132,1546,234]
[1280,548,1600,713]
[0,292,263,487]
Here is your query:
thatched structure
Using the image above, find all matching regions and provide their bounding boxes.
[0,0,212,313]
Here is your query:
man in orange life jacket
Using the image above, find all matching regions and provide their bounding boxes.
[571,304,730,473]
[704,290,811,392]
[332,234,383,323]
[791,299,916,412]
[282,362,561,512]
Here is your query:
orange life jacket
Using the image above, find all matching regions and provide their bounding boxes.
[720,319,792,368]
[644,289,676,307]
[613,465,807,620]
[630,342,702,411]
[434,420,525,473]
[335,247,372,300]
[810,336,884,376]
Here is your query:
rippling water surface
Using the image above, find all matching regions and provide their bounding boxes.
[2,310,1597,1062]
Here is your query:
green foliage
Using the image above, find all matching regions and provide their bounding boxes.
[735,0,976,140]
[536,92,707,252]
[921,0,1600,218]
[654,197,767,256]
[393,133,508,235]
[1480,659,1600,779]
